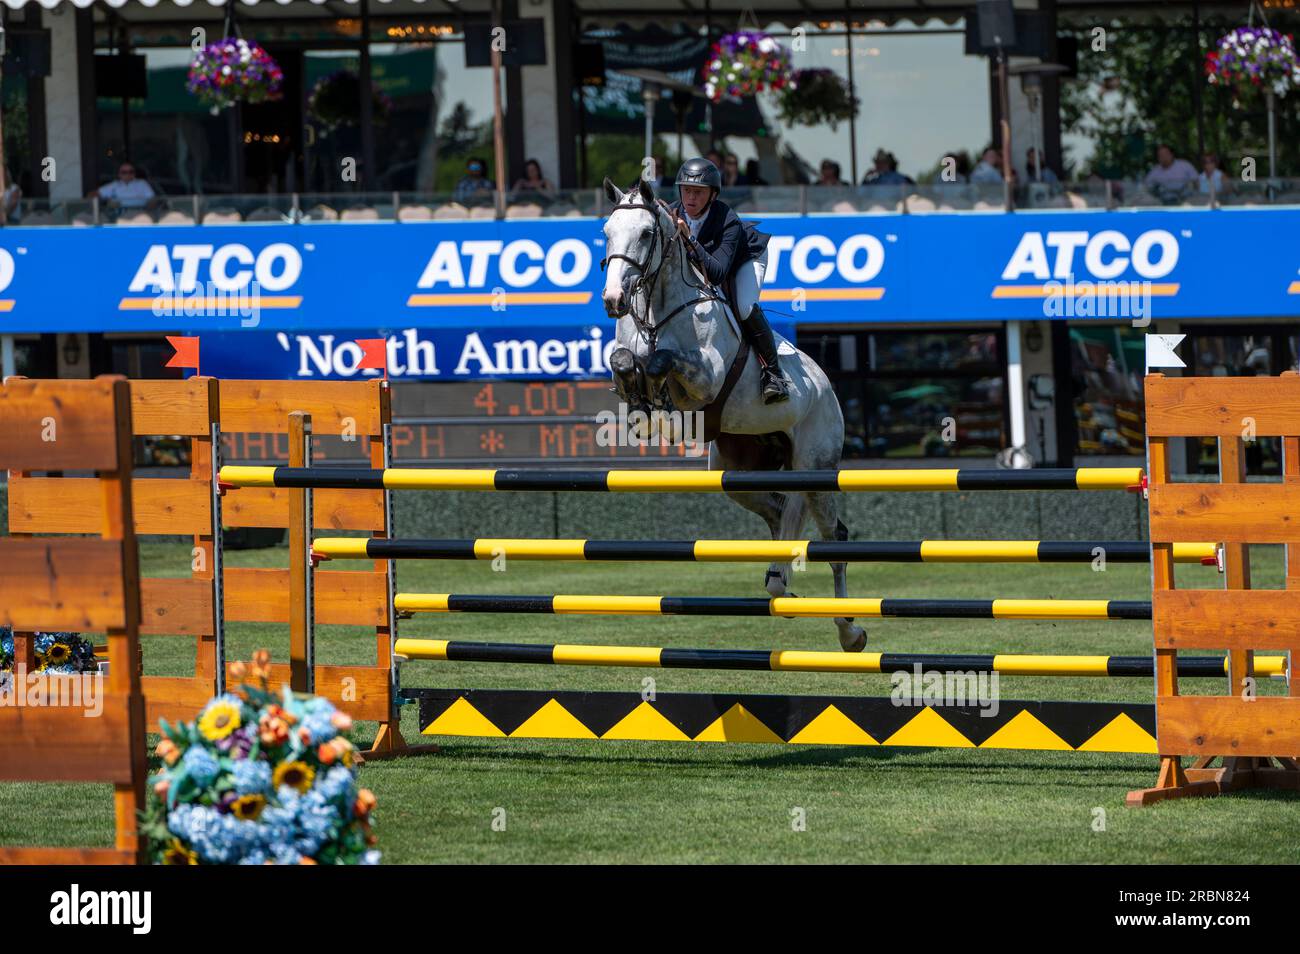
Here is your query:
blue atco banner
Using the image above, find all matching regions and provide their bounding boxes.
[0,210,1297,338]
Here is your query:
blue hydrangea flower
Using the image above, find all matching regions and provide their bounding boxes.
[231,759,272,795]
[181,746,220,787]
[301,710,337,745]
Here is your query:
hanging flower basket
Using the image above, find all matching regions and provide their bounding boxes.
[776,68,859,130]
[1205,27,1300,99]
[187,38,284,113]
[140,651,380,866]
[702,30,792,103]
[307,70,393,133]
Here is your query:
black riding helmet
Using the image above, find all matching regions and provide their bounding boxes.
[675,157,721,198]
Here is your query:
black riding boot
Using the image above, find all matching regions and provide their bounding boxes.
[742,304,790,404]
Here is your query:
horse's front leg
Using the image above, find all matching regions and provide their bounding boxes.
[646,349,714,404]
[610,347,648,407]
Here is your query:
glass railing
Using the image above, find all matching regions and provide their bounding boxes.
[7,179,1300,226]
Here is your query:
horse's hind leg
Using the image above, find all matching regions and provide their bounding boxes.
[809,491,866,652]
[713,436,796,597]
[722,490,791,595]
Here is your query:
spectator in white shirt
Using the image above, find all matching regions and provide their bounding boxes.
[1144,144,1197,202]
[91,161,156,209]
[1198,152,1227,196]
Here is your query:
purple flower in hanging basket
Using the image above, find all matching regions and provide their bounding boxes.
[1205,26,1300,98]
[701,29,792,102]
[187,37,284,113]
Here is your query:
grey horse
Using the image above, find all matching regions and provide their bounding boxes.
[599,176,866,652]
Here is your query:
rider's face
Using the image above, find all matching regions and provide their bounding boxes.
[679,185,711,218]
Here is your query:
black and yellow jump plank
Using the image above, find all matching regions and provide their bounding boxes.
[405,688,1160,753]
[316,537,1217,565]
[394,638,1286,678]
[221,465,1144,493]
[393,593,1152,619]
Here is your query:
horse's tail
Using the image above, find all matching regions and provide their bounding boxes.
[778,486,808,541]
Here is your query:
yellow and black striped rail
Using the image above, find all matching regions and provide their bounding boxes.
[393,593,1152,619]
[317,537,1217,565]
[393,638,1286,678]
[221,465,1144,493]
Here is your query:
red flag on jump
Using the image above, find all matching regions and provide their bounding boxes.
[355,338,387,378]
[165,335,200,373]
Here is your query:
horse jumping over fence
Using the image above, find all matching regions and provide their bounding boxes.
[600,176,866,651]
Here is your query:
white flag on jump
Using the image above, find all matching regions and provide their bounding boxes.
[1145,334,1186,371]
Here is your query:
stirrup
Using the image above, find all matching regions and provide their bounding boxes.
[760,367,790,404]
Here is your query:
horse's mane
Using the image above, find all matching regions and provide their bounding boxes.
[614,182,718,302]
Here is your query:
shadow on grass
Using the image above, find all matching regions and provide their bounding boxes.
[365,737,1155,785]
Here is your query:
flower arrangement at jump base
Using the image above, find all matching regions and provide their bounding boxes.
[141,650,379,865]
[307,69,393,133]
[186,38,284,113]
[776,68,859,130]
[0,625,98,675]
[1205,27,1300,98]
[702,30,792,102]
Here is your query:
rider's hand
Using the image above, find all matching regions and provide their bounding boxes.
[673,215,690,240]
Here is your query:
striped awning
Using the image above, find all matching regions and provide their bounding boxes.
[0,0,440,8]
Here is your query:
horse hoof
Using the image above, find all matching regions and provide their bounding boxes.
[839,625,866,653]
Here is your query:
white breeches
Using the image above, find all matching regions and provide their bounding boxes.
[732,249,768,320]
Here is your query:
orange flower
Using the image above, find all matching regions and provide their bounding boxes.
[318,743,337,765]
[155,739,180,765]
[153,779,170,799]
[229,660,247,680]
[259,715,289,747]
[298,857,318,865]
[330,712,353,731]
[355,788,377,817]
[251,649,272,679]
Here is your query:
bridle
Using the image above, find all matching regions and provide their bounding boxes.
[600,195,723,349]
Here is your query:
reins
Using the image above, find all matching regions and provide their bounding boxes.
[600,195,726,349]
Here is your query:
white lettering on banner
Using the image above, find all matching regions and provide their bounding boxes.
[453,330,613,377]
[415,240,594,290]
[500,240,545,285]
[282,328,607,378]
[836,234,886,283]
[128,243,302,292]
[1002,230,1179,281]
[545,239,590,287]
[762,233,885,285]
[0,248,15,292]
[791,235,837,283]
[209,244,255,290]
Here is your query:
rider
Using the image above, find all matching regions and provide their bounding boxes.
[668,157,790,404]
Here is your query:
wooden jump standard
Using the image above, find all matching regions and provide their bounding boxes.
[0,377,148,864]
[9,378,424,757]
[1130,374,1300,804]
[393,638,1285,678]
[315,537,1219,565]
[8,376,225,729]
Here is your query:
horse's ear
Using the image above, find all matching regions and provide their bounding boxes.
[638,177,657,207]
[603,177,623,204]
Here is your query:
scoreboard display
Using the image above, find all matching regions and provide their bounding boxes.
[220,380,707,464]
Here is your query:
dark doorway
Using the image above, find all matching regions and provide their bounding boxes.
[240,48,303,193]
